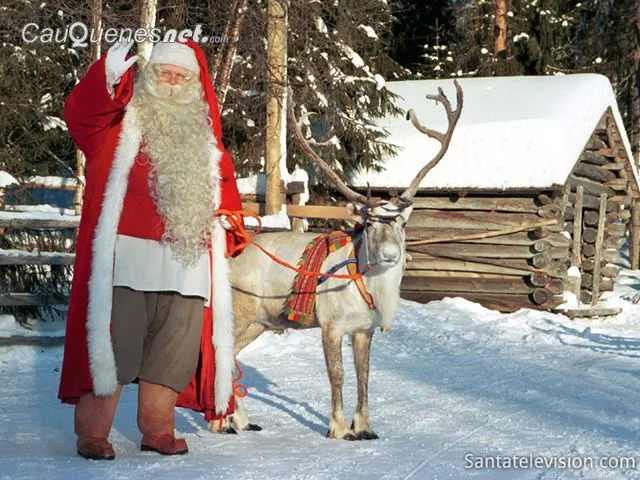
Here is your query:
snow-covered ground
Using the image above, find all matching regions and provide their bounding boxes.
[4,271,640,479]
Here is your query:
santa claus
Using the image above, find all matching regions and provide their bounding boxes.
[59,39,243,460]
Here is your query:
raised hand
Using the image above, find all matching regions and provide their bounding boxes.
[105,40,139,92]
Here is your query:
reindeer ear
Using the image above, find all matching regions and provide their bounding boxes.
[345,202,365,226]
[400,204,414,222]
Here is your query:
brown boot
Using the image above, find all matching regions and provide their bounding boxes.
[74,388,121,460]
[137,381,188,455]
[77,436,116,460]
[141,435,188,455]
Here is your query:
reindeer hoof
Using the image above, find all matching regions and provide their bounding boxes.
[326,430,357,440]
[221,426,238,435]
[356,431,379,440]
[245,423,263,431]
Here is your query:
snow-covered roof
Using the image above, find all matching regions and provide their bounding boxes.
[350,74,639,192]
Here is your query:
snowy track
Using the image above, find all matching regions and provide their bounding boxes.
[3,277,640,478]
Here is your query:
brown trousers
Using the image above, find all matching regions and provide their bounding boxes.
[111,287,204,392]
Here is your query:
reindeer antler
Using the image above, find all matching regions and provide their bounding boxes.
[288,88,368,204]
[400,80,464,201]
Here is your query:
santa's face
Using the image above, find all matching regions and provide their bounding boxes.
[143,63,200,104]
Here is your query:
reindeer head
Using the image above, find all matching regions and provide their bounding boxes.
[347,197,413,269]
[289,81,463,270]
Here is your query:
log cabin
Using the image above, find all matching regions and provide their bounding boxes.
[350,75,640,313]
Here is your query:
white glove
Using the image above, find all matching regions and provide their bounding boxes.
[105,41,138,97]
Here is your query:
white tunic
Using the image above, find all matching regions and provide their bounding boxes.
[113,234,211,304]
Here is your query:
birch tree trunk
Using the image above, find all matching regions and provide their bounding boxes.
[210,1,238,86]
[138,0,158,69]
[265,0,288,215]
[218,0,249,108]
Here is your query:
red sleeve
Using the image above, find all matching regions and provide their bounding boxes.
[63,54,134,156]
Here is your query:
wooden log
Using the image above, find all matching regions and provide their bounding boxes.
[531,288,552,305]
[532,253,552,268]
[0,217,80,229]
[632,198,640,270]
[594,147,625,158]
[400,275,562,295]
[570,185,583,268]
[537,205,562,218]
[558,307,622,318]
[399,291,564,313]
[537,193,555,206]
[410,196,541,213]
[608,195,632,206]
[603,236,625,249]
[404,228,570,247]
[530,271,552,287]
[582,210,600,226]
[408,210,559,231]
[573,162,617,183]
[0,293,45,307]
[601,265,620,278]
[592,194,608,305]
[406,242,569,260]
[405,253,567,277]
[583,244,596,257]
[586,137,608,150]
[581,273,593,288]
[602,162,625,171]
[568,175,615,197]
[605,178,629,191]
[582,258,606,272]
[405,257,533,276]
[582,227,597,243]
[603,248,620,263]
[580,150,609,166]
[564,221,573,234]
[0,251,75,265]
[568,192,614,212]
[606,224,627,237]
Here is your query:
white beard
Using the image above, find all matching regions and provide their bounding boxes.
[131,67,215,266]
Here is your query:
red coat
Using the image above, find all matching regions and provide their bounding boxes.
[59,43,242,421]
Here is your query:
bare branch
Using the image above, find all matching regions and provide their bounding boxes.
[400,80,464,201]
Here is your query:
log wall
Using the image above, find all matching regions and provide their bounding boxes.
[400,191,567,312]
[400,110,636,312]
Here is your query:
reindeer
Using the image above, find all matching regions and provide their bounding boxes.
[212,81,463,440]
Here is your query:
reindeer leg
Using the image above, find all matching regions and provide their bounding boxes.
[322,326,356,440]
[208,322,266,434]
[351,329,378,440]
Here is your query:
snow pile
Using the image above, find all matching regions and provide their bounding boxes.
[0,171,18,188]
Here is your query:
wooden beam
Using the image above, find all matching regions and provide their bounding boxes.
[410,196,541,213]
[568,175,615,197]
[400,291,564,312]
[0,250,75,265]
[632,198,640,270]
[407,242,569,259]
[591,194,607,305]
[409,210,560,231]
[573,163,617,183]
[401,275,562,295]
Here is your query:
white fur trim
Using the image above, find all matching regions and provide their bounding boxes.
[208,140,235,415]
[149,42,200,73]
[88,106,141,395]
